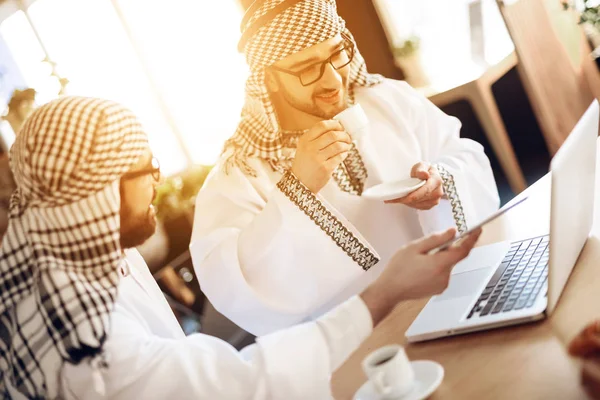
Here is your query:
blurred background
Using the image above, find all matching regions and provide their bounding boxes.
[0,0,598,348]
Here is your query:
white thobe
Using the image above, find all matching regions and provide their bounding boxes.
[3,250,372,400]
[190,79,500,336]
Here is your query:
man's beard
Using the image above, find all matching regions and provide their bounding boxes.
[280,79,349,120]
[120,209,157,249]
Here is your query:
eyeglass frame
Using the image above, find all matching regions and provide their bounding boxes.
[269,33,355,87]
[121,157,161,182]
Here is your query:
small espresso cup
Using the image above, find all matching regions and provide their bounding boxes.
[362,345,415,399]
[333,103,369,140]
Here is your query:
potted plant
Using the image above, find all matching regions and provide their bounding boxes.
[391,35,430,88]
[562,0,600,49]
[153,164,213,263]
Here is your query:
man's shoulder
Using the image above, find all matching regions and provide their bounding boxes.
[357,78,424,104]
[124,249,147,269]
[355,78,428,118]
[191,153,280,210]
[204,152,276,188]
[360,77,417,93]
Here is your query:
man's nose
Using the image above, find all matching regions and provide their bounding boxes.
[319,62,343,89]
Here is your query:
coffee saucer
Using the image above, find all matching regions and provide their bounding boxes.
[353,360,444,400]
[361,178,426,201]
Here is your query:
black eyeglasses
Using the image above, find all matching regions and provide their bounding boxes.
[122,157,161,181]
[270,34,355,86]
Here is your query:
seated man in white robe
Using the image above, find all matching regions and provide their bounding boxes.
[0,96,481,400]
[190,0,500,335]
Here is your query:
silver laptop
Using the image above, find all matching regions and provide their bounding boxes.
[406,100,599,343]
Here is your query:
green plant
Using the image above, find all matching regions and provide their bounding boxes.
[153,164,213,221]
[563,0,600,32]
[391,36,420,58]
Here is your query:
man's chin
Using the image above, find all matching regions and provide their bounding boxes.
[315,101,347,120]
[315,96,348,119]
[120,220,157,249]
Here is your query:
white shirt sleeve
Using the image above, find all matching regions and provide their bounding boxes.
[190,164,379,336]
[386,80,500,233]
[60,296,373,400]
[316,293,373,372]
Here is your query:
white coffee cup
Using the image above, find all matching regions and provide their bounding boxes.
[333,103,369,140]
[362,345,415,399]
[333,103,385,185]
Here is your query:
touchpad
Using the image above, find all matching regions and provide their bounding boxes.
[434,268,493,302]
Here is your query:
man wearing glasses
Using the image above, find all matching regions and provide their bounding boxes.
[1,96,482,399]
[191,0,500,335]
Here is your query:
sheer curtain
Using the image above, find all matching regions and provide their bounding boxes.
[373,0,513,85]
[112,0,249,166]
[0,0,248,173]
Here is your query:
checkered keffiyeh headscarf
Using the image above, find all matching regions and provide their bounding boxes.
[224,0,383,176]
[0,96,147,399]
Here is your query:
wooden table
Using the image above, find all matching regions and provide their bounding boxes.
[331,139,600,399]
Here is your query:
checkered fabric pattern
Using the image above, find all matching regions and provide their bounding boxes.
[224,0,383,178]
[0,96,147,399]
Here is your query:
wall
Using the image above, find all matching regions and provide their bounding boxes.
[336,0,404,79]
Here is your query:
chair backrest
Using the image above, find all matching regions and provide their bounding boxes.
[497,0,599,154]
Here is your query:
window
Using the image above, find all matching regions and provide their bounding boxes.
[24,0,189,174]
[374,0,514,87]
[112,0,249,165]
[0,0,248,174]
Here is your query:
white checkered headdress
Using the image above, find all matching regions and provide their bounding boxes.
[224,0,382,176]
[0,97,147,399]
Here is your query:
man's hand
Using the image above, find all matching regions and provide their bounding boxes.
[360,227,482,326]
[385,162,444,210]
[581,357,600,400]
[569,320,600,399]
[569,321,600,357]
[291,121,352,194]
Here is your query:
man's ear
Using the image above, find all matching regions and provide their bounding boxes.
[265,69,280,93]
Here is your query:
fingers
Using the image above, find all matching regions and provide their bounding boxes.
[411,162,431,180]
[387,196,442,208]
[313,130,352,150]
[400,185,429,204]
[411,199,442,210]
[403,191,443,209]
[384,182,435,205]
[571,336,600,358]
[582,357,600,399]
[401,177,443,204]
[414,228,457,253]
[384,163,444,206]
[570,323,600,356]
[384,198,404,204]
[432,228,482,264]
[385,197,441,208]
[321,140,352,160]
[451,228,482,253]
[303,120,344,141]
[325,152,349,169]
[569,322,600,357]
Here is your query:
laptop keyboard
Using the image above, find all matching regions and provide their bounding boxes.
[467,235,549,320]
